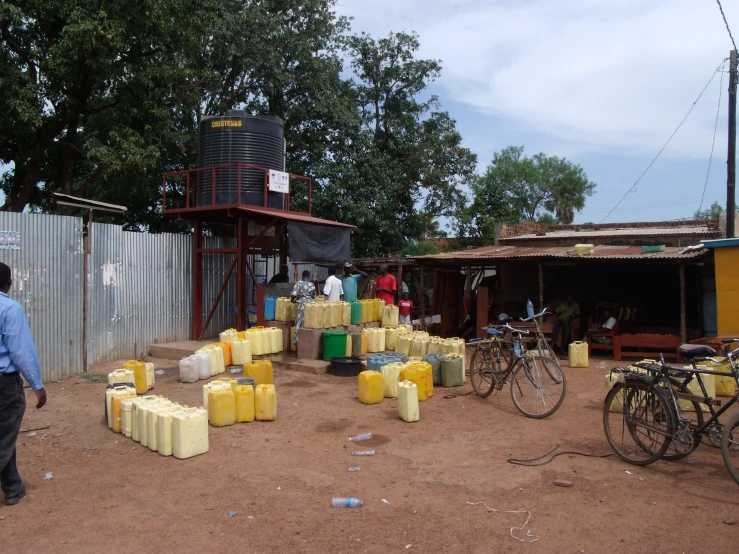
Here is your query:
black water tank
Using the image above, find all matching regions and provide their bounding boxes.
[196,110,285,208]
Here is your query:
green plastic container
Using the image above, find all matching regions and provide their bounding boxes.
[441,355,465,387]
[323,331,349,362]
[350,332,362,356]
[350,301,363,325]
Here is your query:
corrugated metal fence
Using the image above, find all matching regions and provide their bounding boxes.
[0,212,333,381]
[0,212,84,382]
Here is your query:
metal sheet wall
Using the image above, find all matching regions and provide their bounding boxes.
[200,236,237,338]
[88,224,192,363]
[0,212,84,383]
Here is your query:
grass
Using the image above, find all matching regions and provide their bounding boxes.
[80,373,109,384]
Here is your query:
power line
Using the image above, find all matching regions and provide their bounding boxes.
[715,0,738,52]
[599,61,726,223]
[698,63,725,212]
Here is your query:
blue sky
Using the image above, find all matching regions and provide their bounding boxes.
[335,0,738,223]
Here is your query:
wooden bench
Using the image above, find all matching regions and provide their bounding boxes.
[613,333,681,362]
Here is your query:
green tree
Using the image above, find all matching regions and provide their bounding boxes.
[0,0,206,214]
[313,31,476,256]
[458,146,595,240]
[694,201,724,220]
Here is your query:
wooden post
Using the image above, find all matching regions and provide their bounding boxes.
[398,263,404,297]
[679,263,687,344]
[465,264,472,318]
[476,285,489,338]
[236,219,246,330]
[193,220,203,340]
[82,209,93,372]
[538,262,544,314]
[727,49,737,238]
[420,264,425,323]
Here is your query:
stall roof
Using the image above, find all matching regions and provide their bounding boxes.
[410,244,709,263]
[504,224,718,241]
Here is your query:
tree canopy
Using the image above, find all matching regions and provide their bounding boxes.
[457,146,596,241]
[693,201,724,220]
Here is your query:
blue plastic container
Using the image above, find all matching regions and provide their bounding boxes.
[264,296,277,321]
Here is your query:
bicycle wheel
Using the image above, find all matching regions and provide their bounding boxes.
[510,355,566,418]
[603,380,675,465]
[535,339,563,383]
[469,346,497,398]
[661,403,703,461]
[721,412,739,486]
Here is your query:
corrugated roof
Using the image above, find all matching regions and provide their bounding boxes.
[231,206,356,228]
[505,225,718,241]
[411,244,708,262]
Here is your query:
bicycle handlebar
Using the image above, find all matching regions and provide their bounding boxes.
[520,309,550,322]
[722,338,739,344]
[498,324,531,335]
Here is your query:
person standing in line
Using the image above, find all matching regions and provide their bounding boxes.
[338,263,368,302]
[398,292,413,324]
[322,267,344,302]
[290,270,317,346]
[375,264,397,306]
[0,262,46,506]
[552,294,580,356]
[269,264,290,284]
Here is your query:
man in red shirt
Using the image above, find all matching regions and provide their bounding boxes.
[374,264,397,306]
[398,292,413,324]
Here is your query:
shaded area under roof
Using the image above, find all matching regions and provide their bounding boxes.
[409,244,709,263]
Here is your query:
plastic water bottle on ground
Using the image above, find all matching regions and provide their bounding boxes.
[331,497,365,508]
[351,449,376,456]
[348,432,372,442]
[526,299,535,319]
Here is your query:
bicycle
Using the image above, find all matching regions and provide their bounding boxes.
[602,339,739,484]
[519,308,562,371]
[468,322,567,418]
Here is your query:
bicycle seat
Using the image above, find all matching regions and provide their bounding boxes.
[679,344,716,359]
[496,313,512,323]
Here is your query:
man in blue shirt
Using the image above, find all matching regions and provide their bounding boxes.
[0,262,46,506]
[338,263,368,302]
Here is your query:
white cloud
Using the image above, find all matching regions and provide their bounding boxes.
[336,0,736,158]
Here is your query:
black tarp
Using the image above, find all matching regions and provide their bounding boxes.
[287,220,350,263]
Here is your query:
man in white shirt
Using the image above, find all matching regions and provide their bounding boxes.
[323,266,344,302]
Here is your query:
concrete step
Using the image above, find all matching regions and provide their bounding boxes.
[149,340,211,360]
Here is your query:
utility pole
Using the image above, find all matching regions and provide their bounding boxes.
[727,49,737,238]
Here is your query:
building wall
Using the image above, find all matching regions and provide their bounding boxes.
[715,246,739,335]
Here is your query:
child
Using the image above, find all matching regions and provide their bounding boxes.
[398,292,413,324]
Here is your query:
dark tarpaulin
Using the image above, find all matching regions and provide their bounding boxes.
[287,221,350,263]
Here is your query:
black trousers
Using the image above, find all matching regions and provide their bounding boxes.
[0,372,26,497]
[551,319,571,351]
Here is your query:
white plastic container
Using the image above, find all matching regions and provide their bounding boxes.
[107,368,135,386]
[398,380,420,422]
[172,407,209,459]
[157,406,181,456]
[194,352,210,380]
[121,398,135,438]
[179,356,200,383]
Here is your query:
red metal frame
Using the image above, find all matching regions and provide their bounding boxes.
[161,162,313,216]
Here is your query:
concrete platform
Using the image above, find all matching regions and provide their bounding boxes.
[287,359,330,375]
[149,340,210,360]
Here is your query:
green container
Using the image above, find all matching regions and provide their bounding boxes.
[323,330,349,362]
[350,332,362,356]
[441,355,465,387]
[423,353,443,386]
[350,301,363,325]
[641,245,665,253]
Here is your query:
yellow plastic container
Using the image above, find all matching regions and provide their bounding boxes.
[219,328,238,344]
[234,384,255,423]
[341,302,352,326]
[346,334,352,357]
[575,243,595,256]
[121,398,135,438]
[110,387,137,432]
[382,305,399,328]
[290,326,296,351]
[156,407,180,456]
[147,403,171,452]
[128,361,148,394]
[381,362,404,398]
[208,388,236,427]
[200,345,225,375]
[315,295,325,303]
[385,328,399,351]
[231,339,252,365]
[172,407,209,459]
[377,299,385,322]
[398,380,420,422]
[202,380,230,411]
[360,333,368,355]
[217,341,233,366]
[108,368,135,386]
[106,384,136,428]
[243,359,274,386]
[409,337,428,358]
[268,327,283,353]
[140,398,171,448]
[358,370,384,405]
[698,360,737,397]
[360,300,371,324]
[398,334,412,356]
[568,341,589,368]
[255,384,277,421]
[245,328,269,356]
[332,302,342,328]
[131,395,160,442]
[304,303,323,329]
[370,299,379,322]
[400,363,433,401]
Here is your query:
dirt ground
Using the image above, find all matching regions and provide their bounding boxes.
[2,354,739,553]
